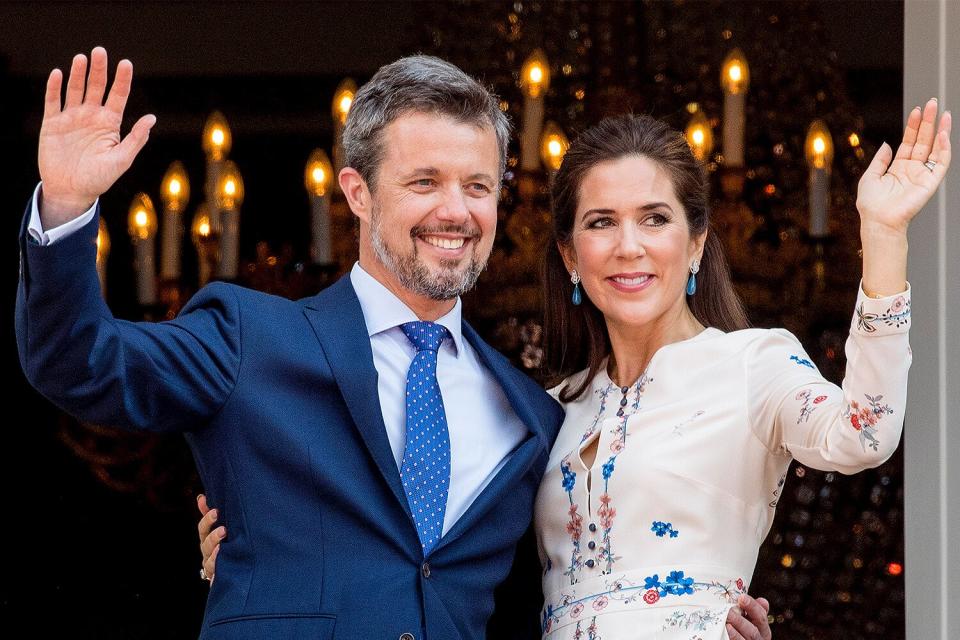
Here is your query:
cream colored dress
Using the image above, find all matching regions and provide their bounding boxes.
[535,286,911,639]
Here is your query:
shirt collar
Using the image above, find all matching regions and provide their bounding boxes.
[350,262,464,356]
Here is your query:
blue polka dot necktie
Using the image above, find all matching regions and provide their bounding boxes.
[399,321,452,556]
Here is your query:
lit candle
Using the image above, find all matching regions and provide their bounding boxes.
[805,120,834,238]
[539,121,569,176]
[305,149,334,264]
[520,49,550,172]
[684,110,714,163]
[721,49,749,168]
[191,204,217,288]
[332,78,356,190]
[202,111,231,268]
[215,160,244,279]
[159,161,190,280]
[96,217,111,299]
[128,193,158,306]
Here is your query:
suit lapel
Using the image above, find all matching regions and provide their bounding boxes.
[435,322,547,552]
[302,277,412,519]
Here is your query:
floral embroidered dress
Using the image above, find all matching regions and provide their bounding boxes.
[535,286,911,639]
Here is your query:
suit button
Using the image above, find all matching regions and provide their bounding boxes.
[585,559,596,569]
[421,562,431,578]
[399,634,415,640]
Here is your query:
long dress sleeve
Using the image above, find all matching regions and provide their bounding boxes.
[746,284,911,474]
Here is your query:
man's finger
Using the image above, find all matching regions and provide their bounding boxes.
[64,53,87,108]
[84,47,109,106]
[197,494,210,516]
[115,113,156,172]
[44,69,63,120]
[104,59,134,115]
[757,597,771,613]
[726,623,746,640]
[739,595,772,640]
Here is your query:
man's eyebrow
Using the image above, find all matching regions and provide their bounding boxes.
[465,173,496,184]
[398,168,440,180]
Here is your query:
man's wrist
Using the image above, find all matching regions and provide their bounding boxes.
[39,190,96,229]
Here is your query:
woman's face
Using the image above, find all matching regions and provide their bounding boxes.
[561,154,705,334]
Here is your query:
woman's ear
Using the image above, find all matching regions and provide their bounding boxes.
[691,230,707,265]
[558,241,577,275]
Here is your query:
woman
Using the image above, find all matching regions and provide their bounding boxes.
[198,102,950,639]
[534,100,948,638]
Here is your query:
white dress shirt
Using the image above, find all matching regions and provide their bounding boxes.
[349,263,527,534]
[27,182,528,536]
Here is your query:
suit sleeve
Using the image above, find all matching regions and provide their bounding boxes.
[746,284,911,474]
[16,200,241,433]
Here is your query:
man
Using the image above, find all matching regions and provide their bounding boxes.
[17,47,771,639]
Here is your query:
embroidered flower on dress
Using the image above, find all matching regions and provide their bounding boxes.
[570,603,584,618]
[643,589,660,604]
[592,596,609,611]
[651,521,680,538]
[790,355,815,369]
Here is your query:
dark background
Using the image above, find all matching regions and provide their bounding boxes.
[1,1,905,637]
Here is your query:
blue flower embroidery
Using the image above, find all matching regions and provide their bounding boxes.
[790,355,815,369]
[601,457,616,480]
[651,521,680,538]
[643,570,696,597]
[561,463,577,492]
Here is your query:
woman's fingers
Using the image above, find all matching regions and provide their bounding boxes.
[928,111,952,167]
[64,53,87,108]
[203,541,220,584]
[104,58,134,116]
[861,141,893,183]
[84,47,109,106]
[43,68,63,120]
[911,98,941,161]
[895,106,923,160]
[201,526,226,560]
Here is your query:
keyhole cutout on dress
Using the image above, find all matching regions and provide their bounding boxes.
[578,432,600,513]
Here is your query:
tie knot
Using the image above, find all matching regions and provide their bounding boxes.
[401,321,450,353]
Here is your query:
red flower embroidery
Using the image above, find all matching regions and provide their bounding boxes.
[566,504,583,540]
[610,440,624,454]
[814,395,827,404]
[736,578,745,592]
[643,589,660,604]
[592,595,609,611]
[850,414,862,430]
[570,603,584,618]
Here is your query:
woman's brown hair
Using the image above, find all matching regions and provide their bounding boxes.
[543,114,749,402]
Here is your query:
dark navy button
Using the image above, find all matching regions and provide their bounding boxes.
[585,559,596,568]
[588,541,596,550]
[616,408,624,416]
[589,523,597,532]
[400,634,415,640]
[620,386,629,394]
[619,397,628,406]
[421,562,431,578]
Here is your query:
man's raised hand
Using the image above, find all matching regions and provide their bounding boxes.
[38,47,156,227]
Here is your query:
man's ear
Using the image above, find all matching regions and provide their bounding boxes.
[339,167,371,224]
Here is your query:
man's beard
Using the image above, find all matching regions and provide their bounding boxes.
[369,203,488,301]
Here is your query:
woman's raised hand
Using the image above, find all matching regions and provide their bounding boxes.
[857,98,951,234]
[38,47,156,227]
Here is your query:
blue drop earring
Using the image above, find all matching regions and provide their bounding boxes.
[686,259,700,296]
[571,269,582,306]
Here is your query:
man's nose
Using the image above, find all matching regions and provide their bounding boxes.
[435,186,471,223]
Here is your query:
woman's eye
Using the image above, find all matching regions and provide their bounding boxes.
[645,213,669,226]
[588,217,614,228]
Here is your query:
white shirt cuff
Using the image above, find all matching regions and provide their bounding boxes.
[27,182,99,246]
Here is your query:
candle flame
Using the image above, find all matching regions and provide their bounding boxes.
[813,136,826,155]
[199,222,210,237]
[168,179,181,196]
[211,128,225,147]
[338,94,353,115]
[224,179,237,196]
[135,210,148,227]
[312,167,326,184]
[691,128,705,146]
[547,138,562,157]
[529,65,543,84]
[728,64,742,83]
[848,133,860,147]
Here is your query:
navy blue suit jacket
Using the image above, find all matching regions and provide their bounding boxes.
[16,204,564,639]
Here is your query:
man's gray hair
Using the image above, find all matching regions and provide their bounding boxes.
[342,55,511,190]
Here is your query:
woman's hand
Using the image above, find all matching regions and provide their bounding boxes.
[857,98,951,235]
[857,98,950,297]
[197,494,226,584]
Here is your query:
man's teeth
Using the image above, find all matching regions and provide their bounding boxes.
[423,236,466,249]
[611,275,651,285]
